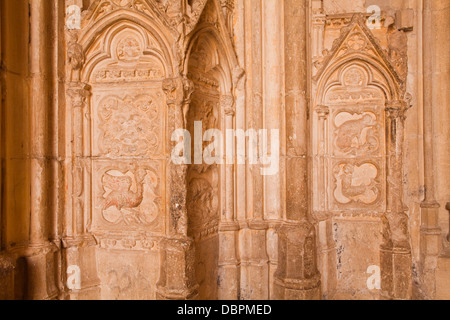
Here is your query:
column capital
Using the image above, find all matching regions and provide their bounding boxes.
[315,105,329,119]
[312,11,326,25]
[385,100,409,120]
[162,76,194,107]
[67,82,91,109]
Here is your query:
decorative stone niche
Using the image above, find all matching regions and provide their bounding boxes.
[312,13,411,300]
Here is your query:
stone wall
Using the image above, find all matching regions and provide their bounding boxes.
[0,0,448,300]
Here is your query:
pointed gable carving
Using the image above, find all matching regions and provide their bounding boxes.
[314,13,405,94]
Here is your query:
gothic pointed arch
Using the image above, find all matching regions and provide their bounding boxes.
[181,0,241,300]
[184,0,239,93]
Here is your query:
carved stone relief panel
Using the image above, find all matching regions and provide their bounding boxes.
[92,88,164,158]
[333,111,380,157]
[186,94,221,239]
[332,160,383,209]
[84,25,167,237]
[93,160,164,233]
[317,65,387,213]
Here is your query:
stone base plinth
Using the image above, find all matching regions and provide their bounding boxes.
[156,237,199,300]
[381,246,412,300]
[0,253,15,300]
[273,276,321,300]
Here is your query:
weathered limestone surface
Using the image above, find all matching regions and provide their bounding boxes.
[0,0,449,300]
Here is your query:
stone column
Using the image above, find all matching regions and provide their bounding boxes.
[29,0,50,249]
[419,0,442,299]
[380,100,412,300]
[263,0,282,221]
[0,0,3,253]
[263,0,285,299]
[0,20,14,294]
[218,94,240,300]
[314,106,336,298]
[274,0,321,300]
[316,106,329,211]
[64,80,100,300]
[24,0,60,300]
[157,76,199,300]
[0,5,12,300]
[240,0,269,300]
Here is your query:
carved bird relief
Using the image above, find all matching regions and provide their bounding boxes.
[102,168,147,211]
[100,167,159,226]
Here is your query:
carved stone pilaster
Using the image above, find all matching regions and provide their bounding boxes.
[162,77,194,236]
[380,99,412,300]
[218,94,239,299]
[315,105,330,216]
[163,76,194,131]
[384,100,410,247]
[64,82,100,299]
[314,105,329,215]
[158,76,199,300]
[273,222,322,300]
[67,82,91,233]
[156,237,199,300]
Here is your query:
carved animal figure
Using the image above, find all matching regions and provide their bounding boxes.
[340,164,371,198]
[335,114,376,153]
[102,169,147,211]
[336,164,379,204]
